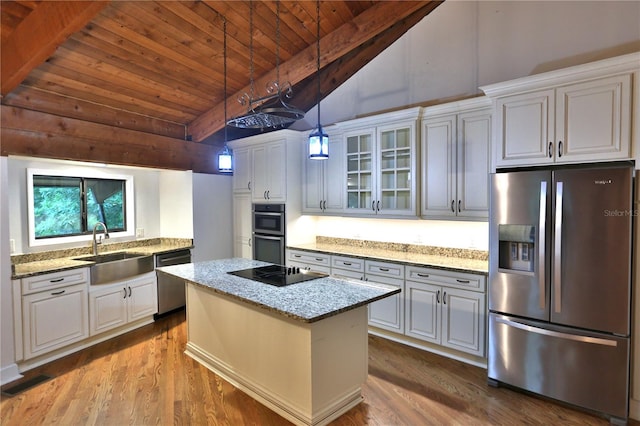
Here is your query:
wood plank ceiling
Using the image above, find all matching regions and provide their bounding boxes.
[1,1,443,173]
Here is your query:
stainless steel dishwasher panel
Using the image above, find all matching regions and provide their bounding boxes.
[155,249,191,315]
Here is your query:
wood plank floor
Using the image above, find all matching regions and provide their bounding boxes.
[2,310,637,425]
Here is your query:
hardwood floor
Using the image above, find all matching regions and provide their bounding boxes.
[2,310,637,426]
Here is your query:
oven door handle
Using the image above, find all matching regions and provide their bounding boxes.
[254,212,282,217]
[253,234,283,241]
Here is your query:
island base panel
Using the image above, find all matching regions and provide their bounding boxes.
[185,283,368,426]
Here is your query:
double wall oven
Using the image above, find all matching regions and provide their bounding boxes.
[252,203,285,265]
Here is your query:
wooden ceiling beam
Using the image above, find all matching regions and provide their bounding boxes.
[188,1,437,142]
[1,1,109,97]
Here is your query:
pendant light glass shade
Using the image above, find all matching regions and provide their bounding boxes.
[308,125,328,159]
[218,145,233,172]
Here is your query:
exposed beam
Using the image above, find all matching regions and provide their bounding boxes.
[188,1,436,142]
[1,106,222,174]
[1,1,109,96]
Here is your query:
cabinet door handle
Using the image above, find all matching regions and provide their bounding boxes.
[451,200,455,213]
[50,278,64,283]
[248,181,251,190]
[263,190,267,199]
[443,291,447,304]
[376,200,380,211]
[123,288,127,299]
[456,279,470,284]
[436,290,440,304]
[248,238,251,247]
[372,201,375,212]
[51,290,65,296]
[128,286,132,297]
[458,200,461,213]
[417,273,429,278]
[548,142,553,158]
[319,200,323,210]
[267,190,270,199]
[323,200,327,210]
[558,141,563,157]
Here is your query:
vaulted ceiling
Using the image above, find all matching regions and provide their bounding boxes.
[1,1,443,173]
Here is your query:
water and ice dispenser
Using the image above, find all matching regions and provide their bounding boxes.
[497,224,535,273]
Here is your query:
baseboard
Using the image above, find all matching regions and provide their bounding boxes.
[0,363,23,386]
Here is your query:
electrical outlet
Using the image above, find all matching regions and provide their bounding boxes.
[9,239,15,253]
[136,228,144,238]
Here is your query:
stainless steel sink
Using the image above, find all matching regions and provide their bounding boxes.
[74,252,154,284]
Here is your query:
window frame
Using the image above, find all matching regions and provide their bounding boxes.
[27,168,135,247]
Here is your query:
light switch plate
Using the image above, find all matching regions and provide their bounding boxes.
[136,228,144,238]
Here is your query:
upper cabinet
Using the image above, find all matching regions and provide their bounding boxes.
[229,131,301,204]
[335,107,421,217]
[481,53,639,168]
[421,97,491,220]
[302,125,346,214]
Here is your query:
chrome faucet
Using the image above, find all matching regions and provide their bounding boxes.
[92,222,110,255]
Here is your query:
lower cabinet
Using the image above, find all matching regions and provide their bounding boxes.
[22,283,89,360]
[286,249,331,274]
[405,266,486,357]
[89,272,158,336]
[365,260,405,333]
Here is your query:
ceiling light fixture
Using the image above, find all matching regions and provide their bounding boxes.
[227,0,304,129]
[308,0,328,160]
[218,17,233,173]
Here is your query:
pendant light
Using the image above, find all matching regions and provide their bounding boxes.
[308,0,328,160]
[218,18,233,173]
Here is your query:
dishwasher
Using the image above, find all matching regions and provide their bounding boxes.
[155,249,191,316]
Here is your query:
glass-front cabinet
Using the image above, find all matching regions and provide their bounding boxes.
[341,108,419,217]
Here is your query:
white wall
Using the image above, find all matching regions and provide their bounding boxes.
[159,170,194,239]
[293,0,640,131]
[1,157,21,384]
[192,173,233,261]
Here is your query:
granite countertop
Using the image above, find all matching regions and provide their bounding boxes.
[288,241,489,274]
[11,238,193,279]
[157,258,401,324]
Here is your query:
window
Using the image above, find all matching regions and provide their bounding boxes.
[28,169,134,246]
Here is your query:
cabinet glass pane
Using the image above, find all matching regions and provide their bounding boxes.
[397,170,410,189]
[381,151,395,169]
[360,134,372,153]
[397,128,410,148]
[359,172,372,190]
[347,136,359,154]
[380,131,395,150]
[397,150,411,168]
[347,156,359,172]
[360,154,372,171]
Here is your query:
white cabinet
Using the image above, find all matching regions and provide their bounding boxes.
[481,54,638,168]
[302,129,345,214]
[405,266,486,357]
[251,140,286,202]
[21,268,89,360]
[233,192,252,259]
[337,108,420,217]
[421,98,491,219]
[89,272,157,336]
[365,260,405,333]
[231,147,251,193]
[286,249,331,274]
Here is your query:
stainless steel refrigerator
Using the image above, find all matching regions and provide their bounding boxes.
[488,163,634,423]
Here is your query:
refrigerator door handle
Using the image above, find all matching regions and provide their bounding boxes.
[495,316,618,347]
[554,181,563,313]
[538,181,547,310]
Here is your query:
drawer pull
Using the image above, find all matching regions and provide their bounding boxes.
[379,267,390,272]
[294,254,301,258]
[417,273,429,278]
[315,258,324,262]
[50,278,64,283]
[51,290,65,296]
[343,262,352,266]
[456,279,470,284]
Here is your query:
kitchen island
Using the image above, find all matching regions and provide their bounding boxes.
[157,258,400,426]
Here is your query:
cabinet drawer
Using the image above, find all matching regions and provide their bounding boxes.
[287,250,330,267]
[365,260,405,279]
[22,268,89,295]
[406,265,486,292]
[331,255,364,273]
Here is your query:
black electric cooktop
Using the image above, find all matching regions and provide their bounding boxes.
[228,264,328,287]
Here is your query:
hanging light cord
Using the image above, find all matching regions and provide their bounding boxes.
[316,0,321,127]
[223,17,228,145]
